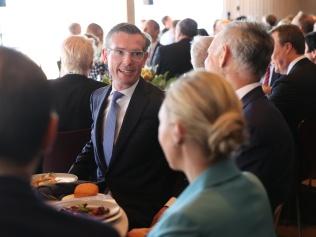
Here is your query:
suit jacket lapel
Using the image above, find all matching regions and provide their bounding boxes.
[150,42,161,66]
[110,79,148,165]
[94,86,111,170]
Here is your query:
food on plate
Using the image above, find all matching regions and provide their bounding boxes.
[60,203,110,220]
[32,173,57,187]
[74,183,99,197]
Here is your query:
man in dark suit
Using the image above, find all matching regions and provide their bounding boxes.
[0,47,118,237]
[50,35,104,131]
[152,18,197,79]
[269,24,316,139]
[205,22,295,211]
[69,23,184,229]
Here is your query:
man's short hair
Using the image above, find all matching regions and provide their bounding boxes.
[221,22,274,78]
[161,16,170,25]
[105,23,151,52]
[305,31,316,52]
[0,47,52,165]
[147,20,160,32]
[69,22,81,35]
[178,18,198,38]
[86,23,104,43]
[270,24,305,55]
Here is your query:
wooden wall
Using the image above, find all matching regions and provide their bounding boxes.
[223,0,316,21]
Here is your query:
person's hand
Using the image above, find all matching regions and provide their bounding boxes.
[150,206,168,226]
[127,228,150,237]
[262,85,272,95]
[150,197,176,226]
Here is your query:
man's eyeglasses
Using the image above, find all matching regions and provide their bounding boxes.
[107,48,146,61]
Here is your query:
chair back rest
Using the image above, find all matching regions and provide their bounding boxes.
[43,128,91,173]
[298,119,316,179]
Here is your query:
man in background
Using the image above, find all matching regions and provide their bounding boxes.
[269,24,316,139]
[153,18,197,79]
[143,19,161,67]
[68,22,81,35]
[86,23,108,81]
[205,21,294,211]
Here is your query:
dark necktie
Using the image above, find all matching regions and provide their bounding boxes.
[103,91,124,166]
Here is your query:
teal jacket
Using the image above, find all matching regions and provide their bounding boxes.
[148,158,276,237]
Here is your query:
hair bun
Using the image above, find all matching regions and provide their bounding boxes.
[207,111,246,160]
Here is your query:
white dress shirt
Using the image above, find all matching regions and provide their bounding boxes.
[235,82,261,100]
[286,55,306,74]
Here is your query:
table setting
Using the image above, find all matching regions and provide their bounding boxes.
[32,172,128,237]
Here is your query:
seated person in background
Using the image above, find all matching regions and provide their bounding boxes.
[160,16,174,45]
[0,46,118,237]
[86,23,108,81]
[50,35,104,131]
[213,19,231,36]
[152,18,197,79]
[262,14,278,31]
[190,35,213,69]
[205,21,295,211]
[69,22,81,35]
[305,31,316,64]
[197,28,209,36]
[143,19,161,67]
[269,24,316,139]
[130,70,276,237]
[291,11,315,35]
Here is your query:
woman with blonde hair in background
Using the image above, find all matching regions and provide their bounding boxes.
[146,70,276,236]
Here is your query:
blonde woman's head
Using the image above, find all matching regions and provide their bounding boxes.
[60,35,93,76]
[159,70,246,163]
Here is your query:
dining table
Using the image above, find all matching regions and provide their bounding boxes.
[34,179,129,237]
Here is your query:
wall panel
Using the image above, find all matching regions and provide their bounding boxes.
[223,0,315,21]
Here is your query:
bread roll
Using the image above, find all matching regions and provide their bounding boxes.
[74,183,99,197]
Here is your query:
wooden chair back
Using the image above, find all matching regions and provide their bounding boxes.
[42,128,90,173]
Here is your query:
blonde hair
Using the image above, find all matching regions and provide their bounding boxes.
[164,70,246,161]
[61,35,93,76]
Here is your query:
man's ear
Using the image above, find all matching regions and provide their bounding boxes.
[102,48,108,64]
[219,44,230,68]
[284,42,293,54]
[41,113,58,155]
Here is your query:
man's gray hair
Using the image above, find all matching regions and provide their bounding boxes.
[61,35,94,76]
[190,36,213,69]
[105,23,151,52]
[220,21,274,78]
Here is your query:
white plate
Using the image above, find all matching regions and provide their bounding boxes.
[32,173,78,187]
[61,193,109,201]
[53,199,121,223]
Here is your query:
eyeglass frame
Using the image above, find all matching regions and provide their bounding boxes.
[107,48,147,61]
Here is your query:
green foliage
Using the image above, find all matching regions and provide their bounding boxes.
[150,72,176,90]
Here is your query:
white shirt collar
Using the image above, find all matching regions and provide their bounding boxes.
[235,82,261,99]
[110,79,139,98]
[287,55,306,74]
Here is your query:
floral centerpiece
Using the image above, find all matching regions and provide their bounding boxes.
[141,66,176,90]
[102,66,176,90]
